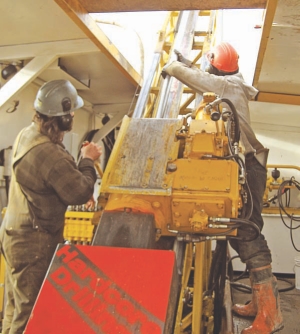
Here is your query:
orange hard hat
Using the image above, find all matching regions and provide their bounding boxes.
[206,42,239,73]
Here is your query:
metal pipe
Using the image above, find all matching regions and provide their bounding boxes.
[267,164,300,172]
[156,11,200,119]
[132,53,161,118]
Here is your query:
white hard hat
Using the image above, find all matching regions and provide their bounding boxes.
[34,80,84,116]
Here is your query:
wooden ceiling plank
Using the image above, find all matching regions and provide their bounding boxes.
[252,0,277,87]
[78,0,267,13]
[54,0,142,87]
[255,91,300,106]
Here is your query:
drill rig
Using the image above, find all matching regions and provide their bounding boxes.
[24,11,260,334]
[91,91,259,334]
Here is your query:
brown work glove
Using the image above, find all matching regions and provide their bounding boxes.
[174,49,193,67]
[161,50,193,79]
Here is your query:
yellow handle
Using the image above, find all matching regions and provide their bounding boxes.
[94,160,103,178]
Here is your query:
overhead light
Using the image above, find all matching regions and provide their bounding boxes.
[1,64,18,80]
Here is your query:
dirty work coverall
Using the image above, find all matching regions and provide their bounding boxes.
[0,122,97,334]
[164,61,272,270]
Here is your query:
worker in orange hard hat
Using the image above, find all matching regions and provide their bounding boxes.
[205,41,239,74]
[162,42,283,334]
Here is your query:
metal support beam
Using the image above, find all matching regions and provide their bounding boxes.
[0,55,57,108]
[255,91,300,105]
[54,0,142,87]
[91,110,128,144]
[79,0,267,13]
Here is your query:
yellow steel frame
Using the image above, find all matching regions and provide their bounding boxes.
[174,242,213,334]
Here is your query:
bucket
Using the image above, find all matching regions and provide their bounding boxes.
[294,256,300,290]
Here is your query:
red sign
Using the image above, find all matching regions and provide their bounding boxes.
[25,244,177,334]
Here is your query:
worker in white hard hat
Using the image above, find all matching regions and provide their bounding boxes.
[162,43,283,334]
[0,80,102,334]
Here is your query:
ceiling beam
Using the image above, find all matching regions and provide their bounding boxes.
[252,0,277,87]
[255,91,300,106]
[0,55,57,108]
[54,0,142,87]
[92,109,130,144]
[78,0,267,13]
[0,39,98,62]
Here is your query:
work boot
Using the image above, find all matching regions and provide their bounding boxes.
[239,266,284,334]
[232,277,257,317]
[174,49,193,67]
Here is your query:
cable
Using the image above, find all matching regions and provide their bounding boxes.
[277,178,300,222]
[276,177,300,252]
[235,155,253,220]
[230,276,295,294]
[207,241,227,334]
[290,216,300,252]
[241,177,253,220]
[228,256,295,293]
[227,116,236,156]
[221,98,241,144]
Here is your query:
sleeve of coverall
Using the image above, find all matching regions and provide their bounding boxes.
[165,61,229,97]
[47,156,97,205]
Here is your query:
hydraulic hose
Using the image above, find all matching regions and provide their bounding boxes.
[228,256,296,293]
[228,217,260,241]
[207,240,227,334]
[221,97,241,144]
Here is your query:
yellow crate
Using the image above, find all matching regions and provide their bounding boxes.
[64,211,102,244]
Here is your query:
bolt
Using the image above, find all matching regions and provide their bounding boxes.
[167,163,177,172]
